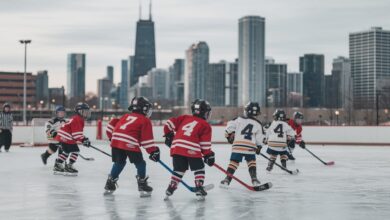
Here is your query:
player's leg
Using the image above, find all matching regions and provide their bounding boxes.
[280,150,289,168]
[220,153,242,187]
[245,155,260,186]
[4,130,12,152]
[54,143,69,174]
[64,144,80,175]
[189,157,207,197]
[41,143,59,165]
[266,148,277,172]
[287,140,296,160]
[104,148,127,193]
[0,131,5,152]
[166,155,188,196]
[129,151,153,197]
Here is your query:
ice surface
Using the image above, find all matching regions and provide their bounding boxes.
[0,144,390,220]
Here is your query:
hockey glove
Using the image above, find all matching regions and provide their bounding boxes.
[225,132,235,144]
[164,132,175,147]
[287,139,296,148]
[50,130,58,138]
[256,145,262,155]
[82,137,91,147]
[203,151,215,167]
[149,148,160,162]
[299,141,306,149]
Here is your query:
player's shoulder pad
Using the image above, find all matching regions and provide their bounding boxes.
[249,117,263,126]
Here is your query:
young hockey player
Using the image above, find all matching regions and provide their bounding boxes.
[287,112,306,160]
[41,105,67,165]
[54,102,91,176]
[265,109,295,172]
[220,102,265,187]
[163,99,215,200]
[104,97,160,197]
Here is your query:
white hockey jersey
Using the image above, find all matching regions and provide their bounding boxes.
[45,117,67,143]
[266,120,295,148]
[226,116,265,155]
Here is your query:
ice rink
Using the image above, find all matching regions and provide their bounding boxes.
[0,144,389,220]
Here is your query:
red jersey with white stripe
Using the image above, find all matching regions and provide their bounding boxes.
[288,119,303,144]
[56,114,85,144]
[110,113,158,154]
[106,118,120,140]
[164,115,212,158]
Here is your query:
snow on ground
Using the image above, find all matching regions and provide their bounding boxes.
[0,144,390,220]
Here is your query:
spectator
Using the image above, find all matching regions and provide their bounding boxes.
[0,103,13,152]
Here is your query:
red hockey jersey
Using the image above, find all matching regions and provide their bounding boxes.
[56,114,85,144]
[106,118,120,140]
[288,119,302,144]
[164,115,212,158]
[109,113,158,154]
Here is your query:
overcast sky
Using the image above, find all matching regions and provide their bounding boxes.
[1,0,390,93]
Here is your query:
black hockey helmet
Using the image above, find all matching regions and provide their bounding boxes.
[55,105,66,118]
[75,102,91,119]
[293,111,304,124]
[273,109,286,121]
[3,103,11,111]
[191,99,212,120]
[244,102,261,118]
[128,97,153,117]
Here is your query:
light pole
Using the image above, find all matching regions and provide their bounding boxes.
[20,39,31,125]
[335,110,340,126]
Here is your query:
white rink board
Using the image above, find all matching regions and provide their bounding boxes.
[12,125,390,145]
[0,144,389,220]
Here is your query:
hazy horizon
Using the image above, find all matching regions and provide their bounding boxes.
[1,0,389,94]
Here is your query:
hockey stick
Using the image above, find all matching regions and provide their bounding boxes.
[259,153,299,175]
[158,160,214,193]
[304,147,334,166]
[79,153,95,161]
[89,145,112,157]
[213,163,272,192]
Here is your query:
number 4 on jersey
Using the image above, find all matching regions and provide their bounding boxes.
[273,124,284,137]
[241,124,254,140]
[120,116,137,130]
[182,121,198,136]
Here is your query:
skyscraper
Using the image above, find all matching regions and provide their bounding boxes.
[67,53,86,99]
[36,70,49,104]
[148,68,170,100]
[169,59,185,106]
[325,57,352,109]
[349,27,390,109]
[207,62,226,106]
[287,72,303,107]
[133,1,156,86]
[184,42,209,106]
[97,78,112,109]
[238,16,266,107]
[300,54,325,107]
[106,66,114,84]
[128,56,136,87]
[265,58,287,107]
[120,60,129,109]
[225,60,239,107]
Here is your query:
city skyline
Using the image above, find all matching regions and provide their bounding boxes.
[1,0,390,93]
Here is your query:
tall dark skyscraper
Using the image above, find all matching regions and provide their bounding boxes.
[132,1,156,86]
[300,54,325,107]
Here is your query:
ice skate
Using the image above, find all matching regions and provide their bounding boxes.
[137,176,153,197]
[266,160,275,172]
[164,181,178,200]
[64,163,78,176]
[288,153,295,160]
[41,153,49,165]
[252,178,261,187]
[104,175,118,195]
[195,186,207,201]
[219,177,231,189]
[53,162,65,175]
